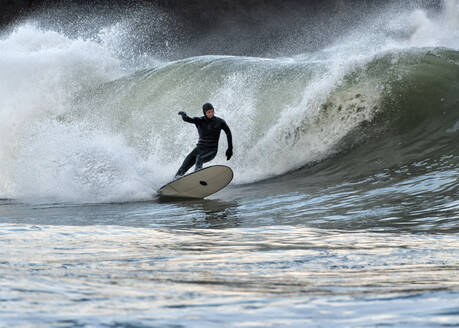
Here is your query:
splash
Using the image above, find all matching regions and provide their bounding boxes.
[0,1,458,203]
[0,24,155,202]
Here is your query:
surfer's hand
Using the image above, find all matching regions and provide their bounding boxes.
[178,111,186,117]
[226,148,233,160]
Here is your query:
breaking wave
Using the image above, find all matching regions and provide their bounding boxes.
[0,1,458,203]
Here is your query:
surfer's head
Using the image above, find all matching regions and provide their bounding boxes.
[202,103,214,119]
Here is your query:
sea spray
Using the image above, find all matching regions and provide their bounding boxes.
[0,1,458,203]
[0,24,150,202]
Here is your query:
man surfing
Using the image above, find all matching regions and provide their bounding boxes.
[176,103,233,178]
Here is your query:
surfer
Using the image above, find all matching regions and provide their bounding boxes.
[175,103,233,177]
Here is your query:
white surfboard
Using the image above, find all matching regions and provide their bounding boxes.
[158,165,233,199]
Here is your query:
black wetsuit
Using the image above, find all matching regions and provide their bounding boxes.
[176,113,233,176]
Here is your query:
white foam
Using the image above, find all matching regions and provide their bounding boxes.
[0,1,457,202]
[0,24,157,202]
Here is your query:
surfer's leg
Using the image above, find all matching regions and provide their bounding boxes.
[194,149,217,171]
[176,148,199,177]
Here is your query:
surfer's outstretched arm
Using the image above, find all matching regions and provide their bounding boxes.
[178,111,198,124]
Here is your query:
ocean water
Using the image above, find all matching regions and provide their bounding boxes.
[0,1,458,327]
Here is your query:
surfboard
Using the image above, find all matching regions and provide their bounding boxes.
[158,165,233,199]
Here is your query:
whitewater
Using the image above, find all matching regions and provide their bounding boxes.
[0,0,456,203]
[0,1,458,327]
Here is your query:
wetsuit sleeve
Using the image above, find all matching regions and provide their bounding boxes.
[222,121,233,149]
[182,114,199,124]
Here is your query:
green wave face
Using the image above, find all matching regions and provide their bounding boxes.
[68,48,458,184]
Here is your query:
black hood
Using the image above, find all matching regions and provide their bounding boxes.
[202,102,214,115]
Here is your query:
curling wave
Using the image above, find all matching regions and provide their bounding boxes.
[0,1,458,203]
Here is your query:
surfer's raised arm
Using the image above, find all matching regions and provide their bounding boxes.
[178,111,198,124]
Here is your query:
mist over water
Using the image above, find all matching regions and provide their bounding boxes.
[0,0,457,203]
